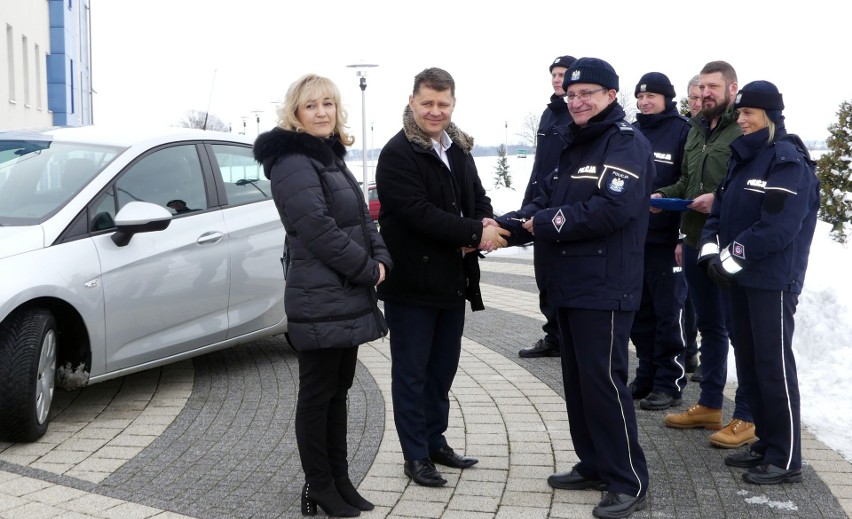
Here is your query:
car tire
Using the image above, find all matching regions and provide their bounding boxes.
[0,308,58,442]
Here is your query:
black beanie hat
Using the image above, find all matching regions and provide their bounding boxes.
[634,72,676,99]
[735,80,785,122]
[549,55,577,72]
[563,57,619,92]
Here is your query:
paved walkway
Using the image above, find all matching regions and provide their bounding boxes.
[0,255,850,518]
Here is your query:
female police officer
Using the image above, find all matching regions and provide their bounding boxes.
[697,80,819,484]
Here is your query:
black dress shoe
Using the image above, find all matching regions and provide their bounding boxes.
[685,354,699,373]
[724,448,765,468]
[547,468,607,490]
[628,381,651,400]
[404,459,447,487]
[592,491,647,518]
[690,365,703,382]
[429,445,478,468]
[518,338,560,358]
[639,391,682,411]
[742,463,802,485]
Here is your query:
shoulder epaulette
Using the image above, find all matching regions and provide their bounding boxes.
[773,141,804,166]
[615,121,635,134]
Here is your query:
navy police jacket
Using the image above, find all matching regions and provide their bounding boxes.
[699,127,819,293]
[634,106,690,245]
[499,103,656,311]
[522,94,572,206]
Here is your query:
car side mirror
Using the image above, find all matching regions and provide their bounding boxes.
[111,201,173,247]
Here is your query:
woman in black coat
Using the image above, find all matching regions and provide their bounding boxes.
[253,74,392,517]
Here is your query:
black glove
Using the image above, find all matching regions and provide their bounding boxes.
[706,256,735,288]
[696,254,713,273]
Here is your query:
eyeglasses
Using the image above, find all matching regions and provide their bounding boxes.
[688,96,701,102]
[564,88,607,102]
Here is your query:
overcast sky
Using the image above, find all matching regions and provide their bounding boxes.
[91,0,849,148]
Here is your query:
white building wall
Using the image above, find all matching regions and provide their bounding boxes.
[1,0,52,129]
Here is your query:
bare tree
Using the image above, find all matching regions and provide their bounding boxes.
[178,110,230,131]
[515,112,541,148]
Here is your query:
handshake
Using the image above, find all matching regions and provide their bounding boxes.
[478,217,512,253]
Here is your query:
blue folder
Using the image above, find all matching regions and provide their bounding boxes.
[650,198,693,211]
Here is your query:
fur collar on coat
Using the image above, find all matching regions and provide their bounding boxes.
[402,106,475,154]
[252,127,347,179]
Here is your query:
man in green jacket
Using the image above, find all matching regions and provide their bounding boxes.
[652,61,756,450]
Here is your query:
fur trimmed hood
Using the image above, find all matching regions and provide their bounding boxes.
[402,106,474,153]
[253,127,347,179]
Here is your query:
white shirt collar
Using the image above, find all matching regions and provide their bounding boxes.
[431,131,452,169]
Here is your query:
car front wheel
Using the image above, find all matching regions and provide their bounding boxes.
[0,308,57,442]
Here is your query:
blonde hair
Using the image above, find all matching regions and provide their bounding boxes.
[277,74,354,146]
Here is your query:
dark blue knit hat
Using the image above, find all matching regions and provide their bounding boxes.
[549,55,577,72]
[634,72,676,99]
[563,57,619,92]
[735,80,784,123]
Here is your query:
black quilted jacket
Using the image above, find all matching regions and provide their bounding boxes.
[253,128,392,350]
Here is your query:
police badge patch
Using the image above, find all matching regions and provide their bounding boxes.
[732,241,746,260]
[608,175,626,194]
[552,209,566,233]
[601,165,639,195]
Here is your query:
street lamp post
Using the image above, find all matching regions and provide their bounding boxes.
[504,121,508,152]
[346,63,378,202]
[251,110,263,136]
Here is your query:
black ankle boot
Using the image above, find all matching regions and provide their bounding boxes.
[300,482,360,517]
[335,476,374,511]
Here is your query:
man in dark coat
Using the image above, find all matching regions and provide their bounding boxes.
[517,54,575,359]
[375,67,509,488]
[498,57,652,519]
[628,72,691,411]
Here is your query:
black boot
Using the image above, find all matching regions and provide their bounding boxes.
[335,477,374,511]
[301,482,360,517]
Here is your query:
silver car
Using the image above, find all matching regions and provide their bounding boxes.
[0,126,287,442]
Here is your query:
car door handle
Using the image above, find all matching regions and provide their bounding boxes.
[196,231,224,245]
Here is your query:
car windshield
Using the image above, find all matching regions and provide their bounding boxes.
[0,139,122,226]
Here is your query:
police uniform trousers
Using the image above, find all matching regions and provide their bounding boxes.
[630,243,688,398]
[295,346,359,488]
[684,291,699,359]
[683,244,752,420]
[384,300,465,461]
[534,253,560,347]
[558,307,648,497]
[728,286,802,470]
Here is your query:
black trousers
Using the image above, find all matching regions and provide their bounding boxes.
[559,307,649,497]
[728,287,801,470]
[385,300,465,461]
[295,346,359,488]
[630,244,688,397]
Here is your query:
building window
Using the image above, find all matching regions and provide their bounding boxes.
[35,44,42,109]
[22,35,30,106]
[6,25,14,102]
[70,59,75,114]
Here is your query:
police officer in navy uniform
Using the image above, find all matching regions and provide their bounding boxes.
[498,57,652,519]
[628,72,691,411]
[518,54,575,359]
[698,81,819,484]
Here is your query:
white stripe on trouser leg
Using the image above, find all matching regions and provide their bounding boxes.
[780,291,795,470]
[608,311,643,496]
[674,308,687,393]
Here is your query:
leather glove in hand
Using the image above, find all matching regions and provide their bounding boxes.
[706,256,735,288]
